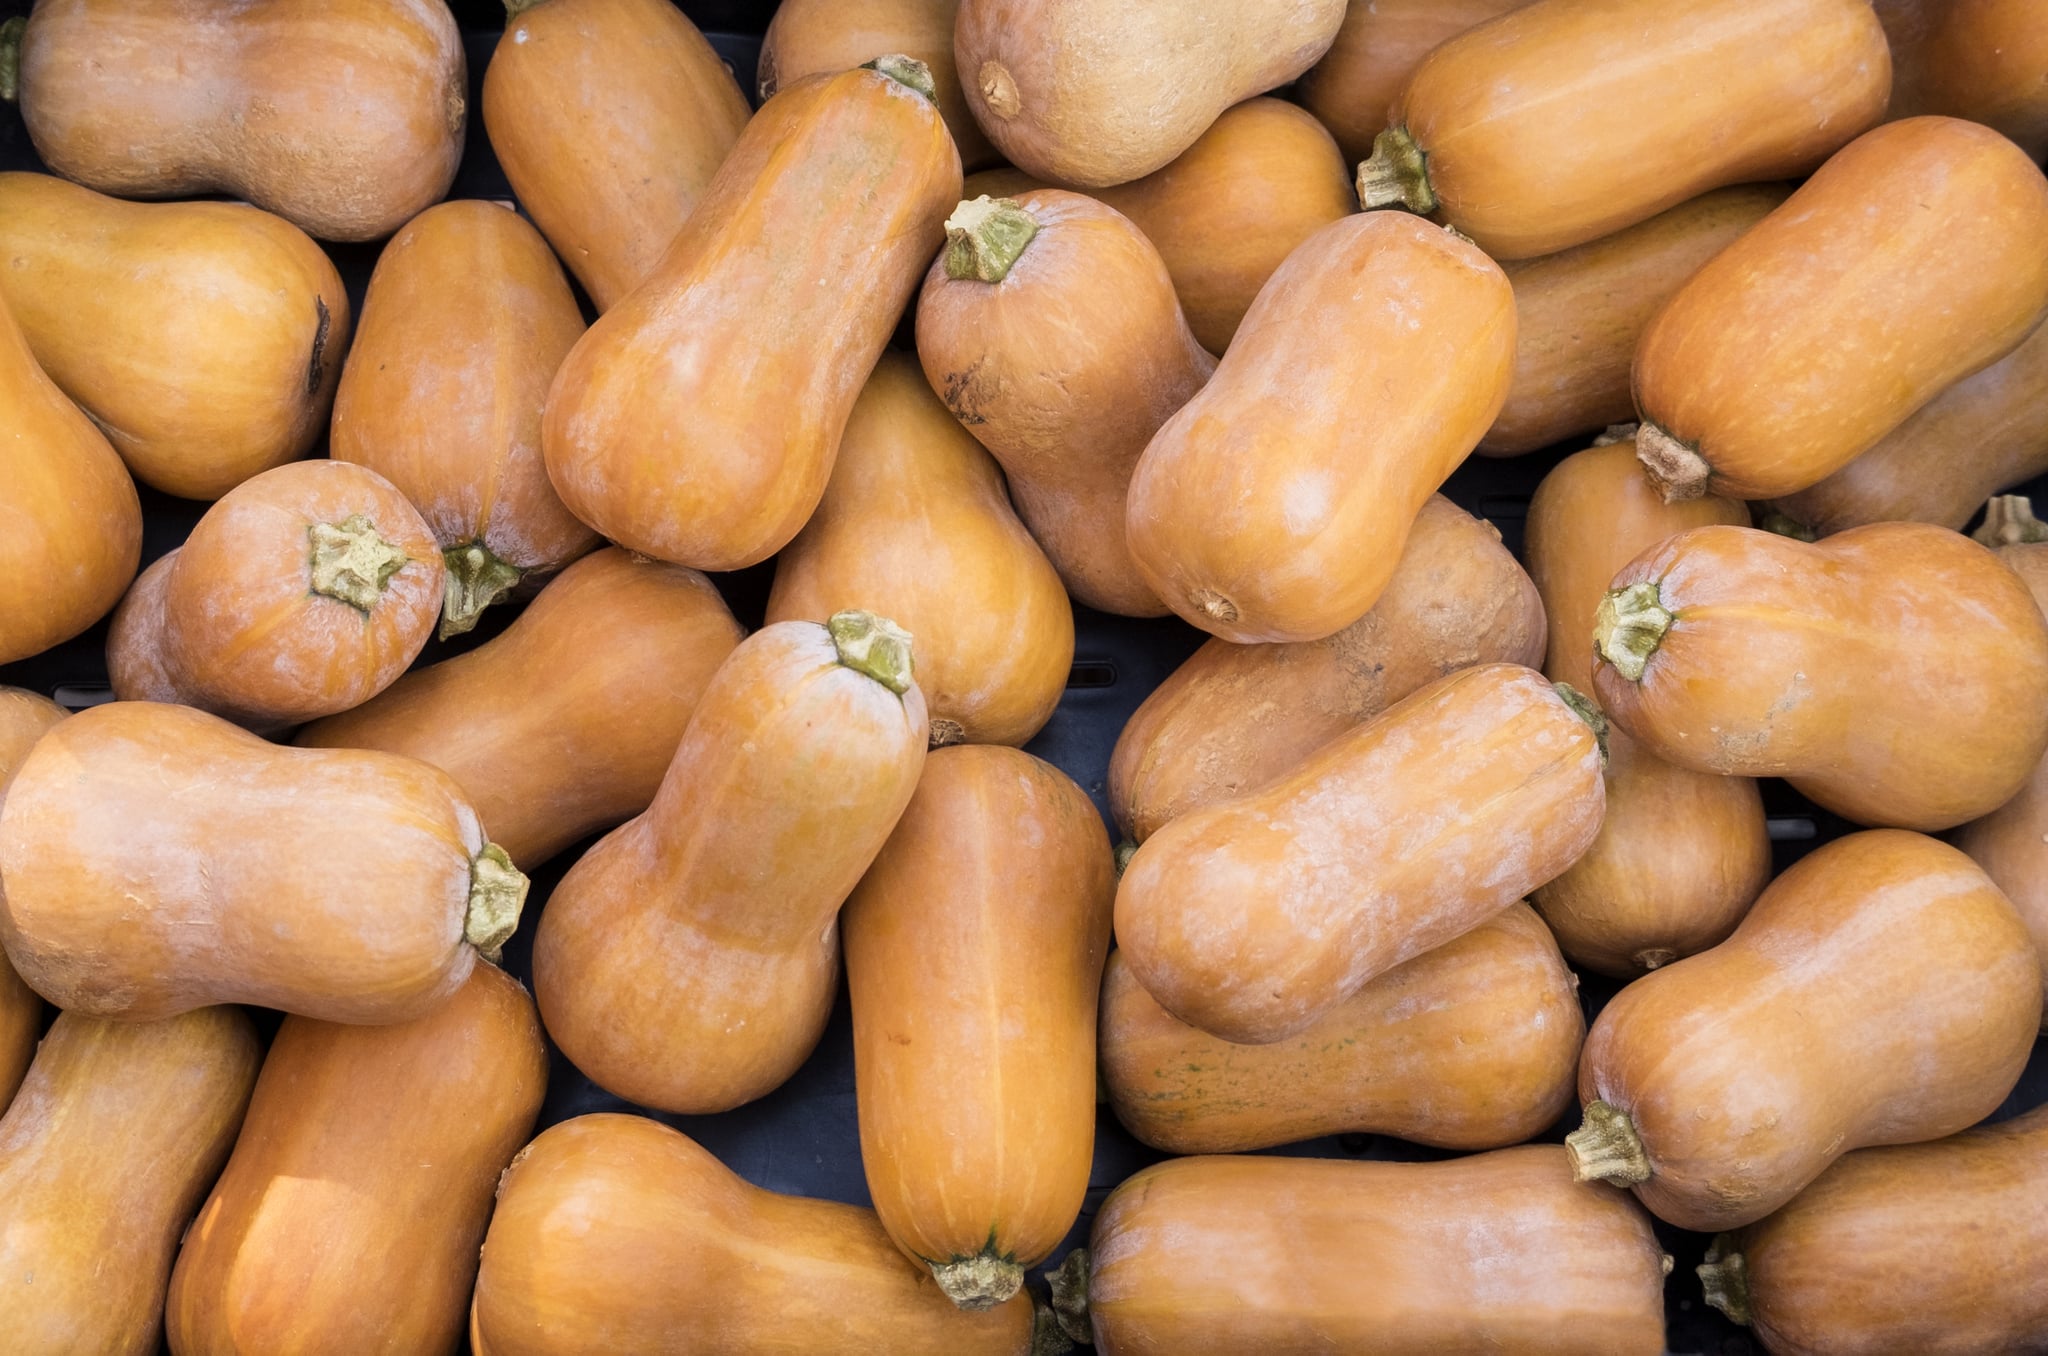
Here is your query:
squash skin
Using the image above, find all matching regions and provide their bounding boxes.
[481,0,750,313]
[1524,441,1769,976]
[1633,117,2048,503]
[1479,185,1789,458]
[1591,522,2048,831]
[471,1115,1033,1355]
[953,0,1346,188]
[1768,319,2048,536]
[1108,495,1544,845]
[0,289,142,667]
[0,1007,260,1356]
[541,64,962,572]
[1376,0,1889,260]
[165,963,548,1356]
[1101,903,1582,1155]
[917,189,1211,617]
[331,199,596,638]
[533,619,928,1115]
[0,701,519,1024]
[0,689,63,1111]
[297,548,742,868]
[1126,211,1515,644]
[1087,1148,1667,1356]
[1708,1104,2048,1356]
[1296,0,1524,165]
[1887,0,2048,161]
[1575,830,2042,1234]
[106,460,443,730]
[14,0,465,242]
[0,172,349,500]
[1116,663,1605,1046]
[766,354,1072,749]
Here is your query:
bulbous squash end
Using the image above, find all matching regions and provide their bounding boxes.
[1698,1238,1752,1326]
[944,196,1041,283]
[309,515,412,613]
[1636,424,1711,502]
[1552,682,1609,768]
[1566,1100,1653,1187]
[1356,126,1437,216]
[930,1250,1025,1312]
[1047,1250,1092,1344]
[1974,494,2048,547]
[861,53,938,103]
[1591,583,1674,684]
[827,610,916,695]
[466,844,529,962]
[1756,509,1818,542]
[441,543,525,640]
[0,17,23,103]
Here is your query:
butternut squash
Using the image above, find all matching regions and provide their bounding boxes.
[766,354,1072,749]
[0,688,62,1111]
[1296,0,1525,165]
[331,199,595,638]
[1568,830,2042,1233]
[7,0,465,242]
[1108,494,1544,845]
[1696,1104,2048,1355]
[1101,902,1582,1155]
[845,744,1112,1310]
[1524,438,1770,976]
[1116,663,1605,1045]
[471,1114,1035,1355]
[916,190,1212,616]
[0,288,141,667]
[541,59,961,571]
[1767,319,2048,536]
[1479,185,1790,458]
[1086,1148,1668,1355]
[297,547,743,867]
[1590,521,2048,830]
[1125,211,1515,643]
[1358,0,1890,260]
[105,460,443,730]
[1634,117,2048,502]
[481,0,751,313]
[954,0,1346,187]
[0,1007,259,1356]
[165,962,548,1356]
[0,700,529,1024]
[533,613,928,1115]
[0,172,349,500]
[1887,0,2048,161]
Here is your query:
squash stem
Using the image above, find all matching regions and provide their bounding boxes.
[1757,509,1818,542]
[1632,947,1678,971]
[944,196,1040,283]
[502,0,545,17]
[1355,126,1436,215]
[1974,494,2048,546]
[1552,682,1609,768]
[1113,839,1138,877]
[828,610,916,695]
[465,844,528,962]
[862,53,937,103]
[308,515,411,613]
[441,542,525,640]
[930,1247,1024,1311]
[1592,422,1639,447]
[1636,422,1711,502]
[1566,1100,1653,1186]
[1031,1301,1077,1356]
[1698,1238,1752,1325]
[1592,582,1673,684]
[1047,1249,1092,1344]
[0,17,23,103]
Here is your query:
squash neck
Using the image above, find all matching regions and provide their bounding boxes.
[1975,494,2048,546]
[828,610,916,695]
[0,17,22,104]
[1636,422,1711,502]
[1592,582,1673,683]
[1356,126,1436,215]
[465,844,528,961]
[944,196,1040,283]
[861,53,938,103]
[929,1243,1024,1311]
[441,542,524,639]
[308,515,411,613]
[1566,1100,1653,1186]
[1047,1250,1091,1344]
[1698,1239,1752,1325]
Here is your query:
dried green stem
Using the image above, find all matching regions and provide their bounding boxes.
[441,542,525,639]
[0,17,24,104]
[1552,682,1609,768]
[1698,1239,1752,1325]
[1975,494,2048,547]
[862,53,937,102]
[930,1247,1024,1311]
[1636,423,1710,502]
[1757,509,1818,542]
[1032,1301,1078,1356]
[1114,839,1138,877]
[308,516,410,613]
[465,844,528,961]
[1566,1100,1652,1186]
[828,610,916,695]
[1356,126,1436,215]
[502,0,545,17]
[1592,582,1674,683]
[1047,1250,1091,1344]
[944,196,1040,283]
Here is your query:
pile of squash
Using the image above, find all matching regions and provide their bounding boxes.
[0,0,2045,1351]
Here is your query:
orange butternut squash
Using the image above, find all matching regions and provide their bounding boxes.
[1108,494,1543,845]
[1296,0,1525,165]
[0,288,141,667]
[844,744,1112,1309]
[1524,438,1771,976]
[1358,0,1890,260]
[1101,902,1583,1154]
[1590,521,2048,830]
[1633,116,2048,503]
[1116,663,1605,1045]
[0,1007,259,1356]
[1125,211,1514,643]
[1086,1148,1668,1355]
[297,547,742,867]
[1887,0,2048,161]
[1568,830,2042,1233]
[0,172,349,500]
[953,0,1346,187]
[541,59,961,571]
[106,460,442,730]
[917,189,1211,616]
[533,613,928,1114]
[481,0,750,313]
[0,700,529,1024]
[8,0,465,242]
[471,1114,1035,1355]
[1478,185,1789,458]
[331,199,595,638]
[165,963,548,1356]
[766,354,1072,749]
[1696,1104,2048,1356]
[0,687,62,1111]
